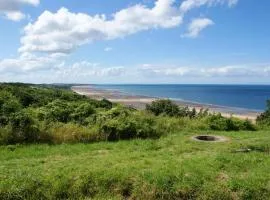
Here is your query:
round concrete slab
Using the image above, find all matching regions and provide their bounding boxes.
[192,135,228,142]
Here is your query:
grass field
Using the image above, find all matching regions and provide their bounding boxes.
[1,130,270,200]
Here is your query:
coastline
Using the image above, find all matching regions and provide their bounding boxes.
[72,85,261,121]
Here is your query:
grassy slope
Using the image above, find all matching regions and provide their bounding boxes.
[1,131,270,200]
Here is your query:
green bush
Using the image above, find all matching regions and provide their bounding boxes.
[15,89,37,107]
[99,98,113,109]
[146,99,201,118]
[71,103,95,124]
[0,116,8,127]
[146,99,180,117]
[8,110,40,143]
[93,106,133,125]
[100,118,137,141]
[99,111,160,141]
[0,91,22,117]
[1,99,22,116]
[257,100,270,126]
[206,114,256,131]
[0,127,10,145]
[39,100,73,123]
[0,91,13,108]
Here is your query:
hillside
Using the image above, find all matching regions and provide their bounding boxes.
[1,83,270,199]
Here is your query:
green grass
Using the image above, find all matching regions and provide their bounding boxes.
[1,130,270,199]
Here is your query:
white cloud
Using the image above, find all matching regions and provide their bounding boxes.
[5,11,25,21]
[1,59,269,83]
[0,61,126,83]
[61,61,125,77]
[227,0,238,7]
[0,0,241,82]
[0,54,125,79]
[180,0,238,13]
[104,47,113,52]
[182,17,214,38]
[19,0,182,54]
[18,0,240,54]
[139,64,269,78]
[0,0,39,10]
[0,0,40,21]
[0,53,63,74]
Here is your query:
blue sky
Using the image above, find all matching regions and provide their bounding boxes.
[0,0,269,84]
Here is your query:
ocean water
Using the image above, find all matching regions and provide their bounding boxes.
[95,84,270,111]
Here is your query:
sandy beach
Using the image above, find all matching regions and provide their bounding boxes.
[72,85,261,121]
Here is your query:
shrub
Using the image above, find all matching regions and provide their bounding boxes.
[197,108,210,118]
[133,112,161,139]
[8,110,40,143]
[99,112,160,141]
[15,89,37,107]
[94,106,133,126]
[0,91,22,116]
[100,118,137,141]
[39,100,73,123]
[206,114,256,131]
[257,100,270,126]
[1,99,22,116]
[0,116,9,127]
[146,99,180,117]
[99,98,113,109]
[71,103,95,124]
[242,119,257,131]
[0,127,10,145]
[146,99,201,118]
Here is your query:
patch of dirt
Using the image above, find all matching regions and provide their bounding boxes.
[216,172,229,182]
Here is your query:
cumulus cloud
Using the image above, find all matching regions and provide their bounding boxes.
[0,0,39,21]
[0,0,240,80]
[182,17,214,38]
[19,0,182,54]
[18,0,240,54]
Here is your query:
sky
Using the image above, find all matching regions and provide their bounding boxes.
[0,0,270,84]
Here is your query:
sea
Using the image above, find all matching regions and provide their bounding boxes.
[94,84,270,112]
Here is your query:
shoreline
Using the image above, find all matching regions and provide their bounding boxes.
[72,85,261,121]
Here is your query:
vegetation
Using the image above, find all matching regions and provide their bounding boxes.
[257,100,270,127]
[146,99,256,131]
[0,83,256,145]
[1,83,269,199]
[1,131,270,199]
[146,99,199,118]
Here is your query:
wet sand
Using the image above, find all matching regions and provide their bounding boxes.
[72,85,261,121]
